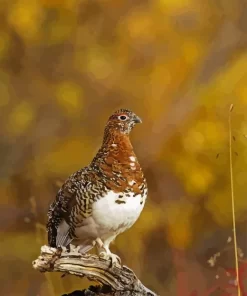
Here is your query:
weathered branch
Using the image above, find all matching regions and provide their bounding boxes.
[32,245,158,296]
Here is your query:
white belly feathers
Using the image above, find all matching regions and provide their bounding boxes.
[92,190,146,235]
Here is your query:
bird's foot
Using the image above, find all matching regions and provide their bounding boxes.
[95,238,121,267]
[99,250,121,268]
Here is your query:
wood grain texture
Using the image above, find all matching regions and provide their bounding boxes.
[33,245,157,296]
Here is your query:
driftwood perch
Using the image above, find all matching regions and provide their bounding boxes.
[33,245,157,296]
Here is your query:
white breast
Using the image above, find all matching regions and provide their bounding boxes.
[92,190,146,236]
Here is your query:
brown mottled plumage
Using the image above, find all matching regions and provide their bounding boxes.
[47,109,147,265]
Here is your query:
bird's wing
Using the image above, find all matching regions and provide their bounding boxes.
[46,168,94,247]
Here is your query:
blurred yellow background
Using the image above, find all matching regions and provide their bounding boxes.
[1,0,247,295]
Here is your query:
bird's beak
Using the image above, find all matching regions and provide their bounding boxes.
[133,115,142,124]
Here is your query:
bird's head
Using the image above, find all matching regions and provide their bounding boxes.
[106,109,142,135]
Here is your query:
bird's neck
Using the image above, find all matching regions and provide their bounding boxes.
[91,128,136,166]
[102,127,133,151]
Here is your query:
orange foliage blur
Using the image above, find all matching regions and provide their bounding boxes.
[1,0,247,295]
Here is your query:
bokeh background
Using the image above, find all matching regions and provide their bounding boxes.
[1,0,247,295]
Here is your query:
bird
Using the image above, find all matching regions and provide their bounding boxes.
[46,109,148,266]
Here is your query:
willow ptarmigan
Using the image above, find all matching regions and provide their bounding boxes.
[47,109,147,266]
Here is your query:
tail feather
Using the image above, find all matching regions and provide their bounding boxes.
[56,220,72,247]
[78,240,95,254]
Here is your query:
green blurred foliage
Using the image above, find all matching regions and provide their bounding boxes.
[0,0,247,295]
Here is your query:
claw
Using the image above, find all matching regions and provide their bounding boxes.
[99,251,121,267]
[95,238,122,267]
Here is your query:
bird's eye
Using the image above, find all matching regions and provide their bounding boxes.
[118,115,128,121]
